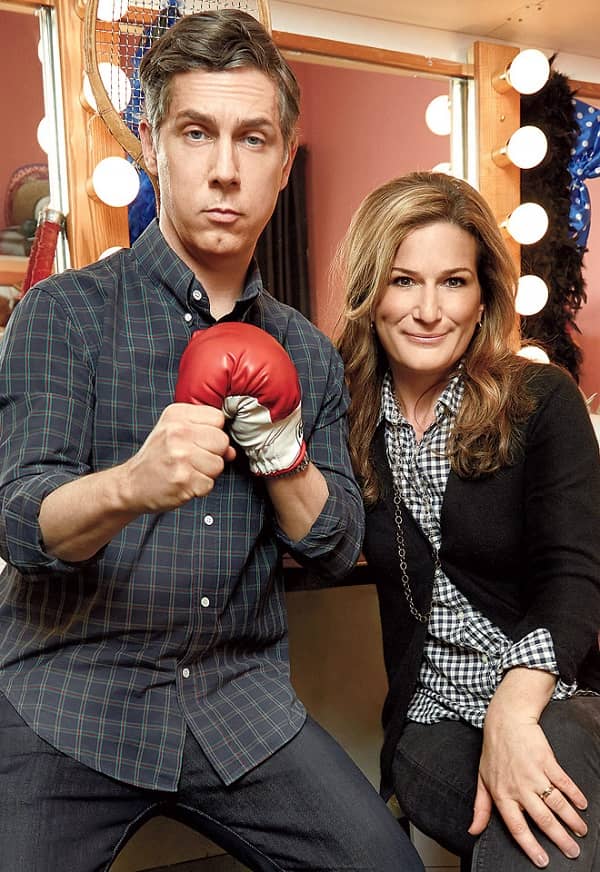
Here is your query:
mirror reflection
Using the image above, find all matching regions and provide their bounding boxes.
[0,5,48,327]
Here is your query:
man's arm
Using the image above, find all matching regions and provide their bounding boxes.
[39,404,235,562]
[265,461,328,542]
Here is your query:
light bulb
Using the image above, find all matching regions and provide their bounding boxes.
[98,246,124,259]
[91,157,140,207]
[432,162,452,175]
[97,0,129,21]
[515,274,549,316]
[505,202,549,245]
[37,116,51,154]
[506,126,548,169]
[517,345,550,364]
[83,64,132,114]
[425,95,451,136]
[507,50,550,95]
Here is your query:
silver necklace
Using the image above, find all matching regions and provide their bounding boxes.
[391,434,441,624]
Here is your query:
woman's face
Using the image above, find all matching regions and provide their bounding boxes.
[373,221,484,389]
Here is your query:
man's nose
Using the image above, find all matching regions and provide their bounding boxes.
[208,138,240,187]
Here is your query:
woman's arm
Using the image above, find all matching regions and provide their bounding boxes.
[470,667,588,868]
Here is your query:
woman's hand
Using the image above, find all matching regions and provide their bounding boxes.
[469,668,588,868]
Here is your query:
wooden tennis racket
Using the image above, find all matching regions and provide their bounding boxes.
[83,0,272,178]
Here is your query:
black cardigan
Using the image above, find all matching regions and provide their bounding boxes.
[363,364,600,799]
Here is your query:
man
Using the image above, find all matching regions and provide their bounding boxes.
[0,11,423,872]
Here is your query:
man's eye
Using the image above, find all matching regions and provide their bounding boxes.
[187,129,207,141]
[244,134,265,146]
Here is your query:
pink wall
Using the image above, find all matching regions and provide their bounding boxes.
[0,9,46,228]
[289,60,450,336]
[576,179,600,401]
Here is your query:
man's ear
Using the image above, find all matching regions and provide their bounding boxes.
[139,119,158,176]
[279,136,298,192]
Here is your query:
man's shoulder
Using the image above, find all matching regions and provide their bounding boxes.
[258,293,334,355]
[34,250,127,307]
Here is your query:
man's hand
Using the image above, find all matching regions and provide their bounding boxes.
[175,322,306,476]
[469,669,588,868]
[122,403,236,513]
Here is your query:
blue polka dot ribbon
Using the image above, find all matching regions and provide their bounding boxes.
[568,98,600,249]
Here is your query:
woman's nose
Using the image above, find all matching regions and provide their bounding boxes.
[413,287,441,322]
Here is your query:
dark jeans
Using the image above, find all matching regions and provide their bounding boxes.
[392,696,600,871]
[0,692,422,872]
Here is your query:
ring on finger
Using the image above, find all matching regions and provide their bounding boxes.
[538,784,555,801]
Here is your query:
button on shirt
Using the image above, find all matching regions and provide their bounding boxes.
[0,220,364,791]
[380,371,575,728]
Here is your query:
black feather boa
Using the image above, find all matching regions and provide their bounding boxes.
[519,61,587,380]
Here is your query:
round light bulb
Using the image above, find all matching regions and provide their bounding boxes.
[515,274,549,316]
[83,63,132,114]
[507,50,550,95]
[425,95,451,136]
[37,116,51,154]
[505,202,549,245]
[517,345,550,364]
[97,0,129,21]
[91,157,140,207]
[506,126,548,169]
[98,246,124,259]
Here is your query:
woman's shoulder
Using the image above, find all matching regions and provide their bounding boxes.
[521,360,583,406]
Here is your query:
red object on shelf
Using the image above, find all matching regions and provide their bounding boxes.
[19,207,65,298]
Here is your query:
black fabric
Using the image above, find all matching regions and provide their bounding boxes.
[255,145,311,320]
[364,363,600,798]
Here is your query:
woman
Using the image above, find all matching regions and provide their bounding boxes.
[335,172,600,871]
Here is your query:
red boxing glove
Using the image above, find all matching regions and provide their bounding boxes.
[175,322,307,477]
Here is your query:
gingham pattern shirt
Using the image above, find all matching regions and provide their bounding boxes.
[380,371,575,727]
[0,220,364,790]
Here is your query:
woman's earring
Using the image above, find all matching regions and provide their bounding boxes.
[370,321,375,332]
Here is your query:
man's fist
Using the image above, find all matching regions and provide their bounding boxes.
[175,322,307,477]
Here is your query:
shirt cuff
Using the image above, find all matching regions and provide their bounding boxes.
[274,476,363,580]
[497,627,577,699]
[1,472,101,577]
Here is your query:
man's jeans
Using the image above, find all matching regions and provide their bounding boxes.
[0,692,423,872]
[393,695,600,871]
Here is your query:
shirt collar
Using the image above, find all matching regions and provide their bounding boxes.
[377,369,464,428]
[131,219,262,317]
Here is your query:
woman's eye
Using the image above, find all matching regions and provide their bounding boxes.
[392,275,414,287]
[445,276,466,288]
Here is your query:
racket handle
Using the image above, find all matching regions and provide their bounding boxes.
[20,208,65,298]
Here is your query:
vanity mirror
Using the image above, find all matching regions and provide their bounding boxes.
[0,0,69,319]
[273,31,474,334]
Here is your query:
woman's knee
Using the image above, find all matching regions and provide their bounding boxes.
[392,721,480,859]
[541,697,600,787]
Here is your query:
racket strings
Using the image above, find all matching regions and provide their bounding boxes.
[93,0,267,136]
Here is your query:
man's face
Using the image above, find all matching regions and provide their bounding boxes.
[140,67,296,275]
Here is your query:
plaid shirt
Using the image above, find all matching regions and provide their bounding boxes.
[380,371,575,728]
[0,220,364,790]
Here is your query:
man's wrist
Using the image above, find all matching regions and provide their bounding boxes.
[272,453,310,478]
